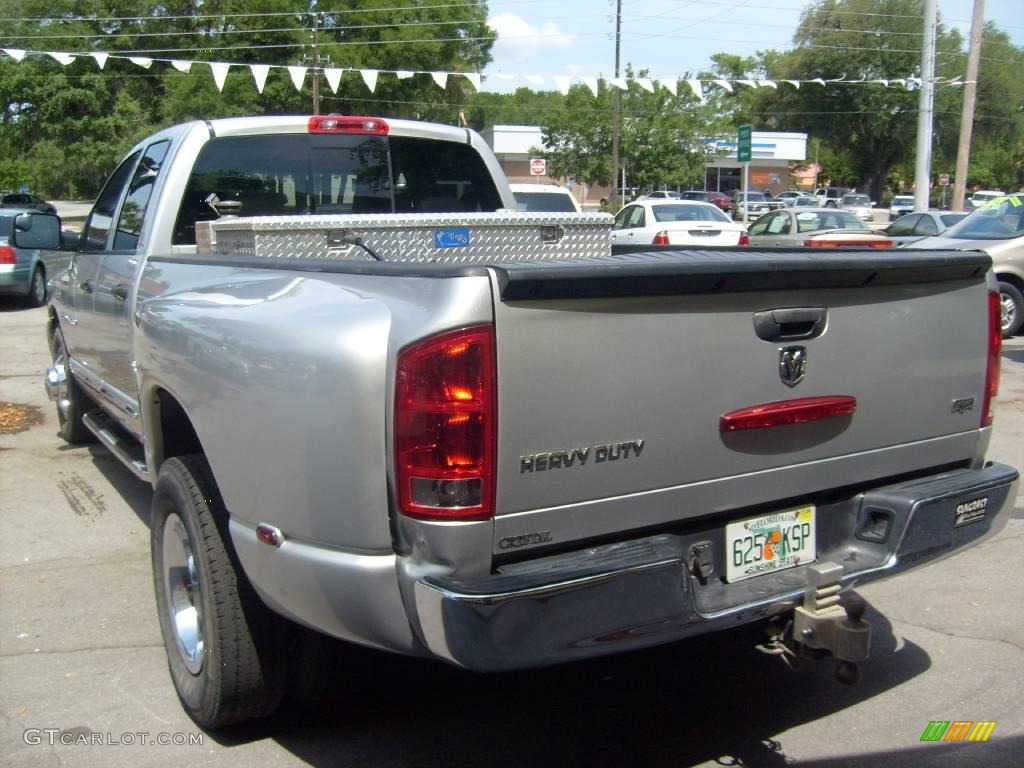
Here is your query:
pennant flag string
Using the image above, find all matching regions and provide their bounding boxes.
[0,48,957,98]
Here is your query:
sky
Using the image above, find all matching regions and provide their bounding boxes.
[481,0,1024,92]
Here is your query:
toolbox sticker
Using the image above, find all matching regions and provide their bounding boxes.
[434,228,471,248]
[954,497,988,527]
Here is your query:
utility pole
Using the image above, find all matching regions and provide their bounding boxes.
[913,0,937,212]
[311,11,321,115]
[610,0,622,203]
[952,0,985,212]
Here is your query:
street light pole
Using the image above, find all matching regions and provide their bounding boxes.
[913,0,937,212]
[952,0,985,212]
[311,11,321,115]
[610,0,622,204]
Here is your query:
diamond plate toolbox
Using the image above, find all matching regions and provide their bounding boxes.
[195,212,613,264]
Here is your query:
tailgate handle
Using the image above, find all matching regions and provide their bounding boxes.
[754,307,827,341]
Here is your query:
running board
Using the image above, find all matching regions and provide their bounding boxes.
[82,410,151,482]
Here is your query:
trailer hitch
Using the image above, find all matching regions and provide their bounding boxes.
[757,561,871,684]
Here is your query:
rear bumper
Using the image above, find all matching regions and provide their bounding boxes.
[407,463,1018,671]
[0,264,30,295]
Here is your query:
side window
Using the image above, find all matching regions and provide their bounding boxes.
[887,214,918,236]
[626,206,646,228]
[82,151,141,252]
[766,213,791,235]
[748,215,771,236]
[113,140,170,251]
[613,207,632,229]
[914,216,939,236]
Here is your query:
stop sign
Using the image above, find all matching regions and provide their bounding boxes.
[530,157,546,176]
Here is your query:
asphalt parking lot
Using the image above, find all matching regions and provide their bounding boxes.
[1,300,1022,768]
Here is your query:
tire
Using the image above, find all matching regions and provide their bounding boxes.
[49,329,95,444]
[26,266,46,307]
[825,200,837,208]
[151,455,293,729]
[998,280,1024,338]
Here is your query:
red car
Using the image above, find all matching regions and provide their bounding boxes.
[679,189,732,212]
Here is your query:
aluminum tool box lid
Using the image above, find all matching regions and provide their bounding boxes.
[196,212,613,264]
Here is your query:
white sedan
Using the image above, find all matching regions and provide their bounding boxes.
[612,199,748,247]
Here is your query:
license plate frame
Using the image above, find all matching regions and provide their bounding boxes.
[725,505,816,583]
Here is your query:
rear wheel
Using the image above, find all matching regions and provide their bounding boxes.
[825,200,837,208]
[151,455,293,729]
[26,266,46,307]
[999,280,1023,338]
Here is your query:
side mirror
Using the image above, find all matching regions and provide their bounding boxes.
[12,213,61,249]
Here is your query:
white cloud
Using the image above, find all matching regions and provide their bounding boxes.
[487,14,574,63]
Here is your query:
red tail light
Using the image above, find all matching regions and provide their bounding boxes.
[308,115,389,135]
[982,290,1002,427]
[652,231,670,245]
[803,239,892,249]
[395,326,496,520]
[738,232,750,246]
[0,245,16,265]
[720,396,857,432]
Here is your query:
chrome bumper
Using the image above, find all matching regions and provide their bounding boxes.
[407,463,1018,671]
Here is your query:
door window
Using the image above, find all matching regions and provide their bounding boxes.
[887,214,918,236]
[82,151,141,251]
[766,213,792,235]
[113,140,170,251]
[914,216,939,236]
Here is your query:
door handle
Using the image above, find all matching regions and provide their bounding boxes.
[754,307,827,341]
[111,284,129,301]
[79,280,93,293]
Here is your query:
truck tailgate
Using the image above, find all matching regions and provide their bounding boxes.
[489,248,994,553]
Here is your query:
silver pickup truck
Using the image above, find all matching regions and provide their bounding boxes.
[44,115,1018,729]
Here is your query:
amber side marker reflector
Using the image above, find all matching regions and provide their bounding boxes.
[720,396,857,432]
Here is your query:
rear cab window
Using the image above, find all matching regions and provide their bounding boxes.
[172,133,502,245]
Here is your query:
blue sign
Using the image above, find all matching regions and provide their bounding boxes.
[434,228,471,248]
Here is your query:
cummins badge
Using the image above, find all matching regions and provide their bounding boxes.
[779,346,807,387]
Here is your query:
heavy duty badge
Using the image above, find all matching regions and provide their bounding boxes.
[779,346,807,387]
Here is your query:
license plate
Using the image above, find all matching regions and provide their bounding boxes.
[725,505,816,583]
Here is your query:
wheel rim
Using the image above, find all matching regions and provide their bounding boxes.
[51,342,71,424]
[163,513,204,674]
[31,270,45,304]
[1001,291,1017,333]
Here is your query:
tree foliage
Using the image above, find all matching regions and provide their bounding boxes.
[0,0,493,197]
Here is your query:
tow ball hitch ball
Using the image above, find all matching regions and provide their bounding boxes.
[790,561,872,684]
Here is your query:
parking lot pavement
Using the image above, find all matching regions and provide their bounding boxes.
[1,299,1022,767]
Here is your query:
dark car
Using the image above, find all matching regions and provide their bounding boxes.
[679,189,732,212]
[1,192,57,215]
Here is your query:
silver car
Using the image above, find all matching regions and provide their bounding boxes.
[746,207,892,247]
[840,193,874,223]
[883,211,967,246]
[907,193,1024,336]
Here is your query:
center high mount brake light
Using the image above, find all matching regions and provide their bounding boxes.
[308,115,389,135]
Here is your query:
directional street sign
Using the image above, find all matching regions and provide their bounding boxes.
[737,124,753,163]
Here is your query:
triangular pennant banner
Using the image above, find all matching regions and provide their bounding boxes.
[611,78,628,90]
[47,51,75,66]
[170,59,192,73]
[3,48,26,62]
[738,79,757,89]
[784,79,800,89]
[91,52,108,69]
[287,65,306,91]
[249,64,270,93]
[553,76,571,95]
[129,57,153,69]
[582,77,598,97]
[659,79,677,96]
[687,79,703,100]
[810,78,826,86]
[209,62,230,92]
[324,67,342,93]
[396,70,415,79]
[758,80,778,89]
[361,69,379,92]
[636,78,654,93]
[713,79,733,92]
[462,72,481,91]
